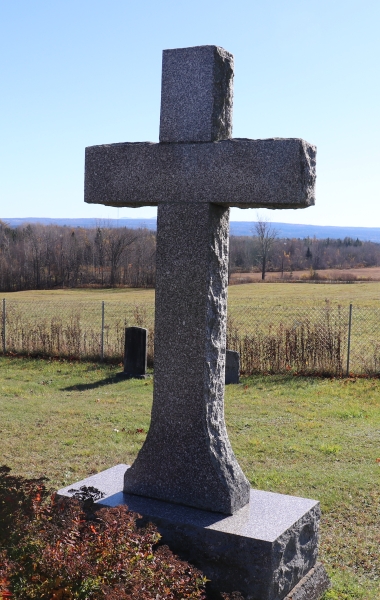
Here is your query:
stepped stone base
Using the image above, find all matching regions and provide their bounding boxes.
[58,465,330,600]
[283,563,330,600]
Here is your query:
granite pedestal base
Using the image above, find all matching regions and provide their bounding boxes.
[58,465,329,600]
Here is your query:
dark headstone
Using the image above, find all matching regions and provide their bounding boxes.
[122,327,147,379]
[225,350,240,384]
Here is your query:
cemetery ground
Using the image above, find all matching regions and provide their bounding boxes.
[1,356,379,599]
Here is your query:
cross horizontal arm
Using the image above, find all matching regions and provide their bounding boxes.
[85,138,316,209]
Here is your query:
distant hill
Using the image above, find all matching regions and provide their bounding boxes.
[1,217,157,231]
[229,222,380,243]
[3,217,380,243]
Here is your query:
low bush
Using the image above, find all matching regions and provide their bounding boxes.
[0,466,221,600]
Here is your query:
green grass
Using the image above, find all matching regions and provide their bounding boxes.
[1,356,379,599]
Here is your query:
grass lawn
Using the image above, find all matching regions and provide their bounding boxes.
[1,356,379,599]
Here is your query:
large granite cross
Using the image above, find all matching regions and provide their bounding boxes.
[85,45,316,515]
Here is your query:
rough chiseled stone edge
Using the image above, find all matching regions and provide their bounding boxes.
[271,505,320,599]
[203,205,250,513]
[299,139,317,209]
[211,46,234,141]
[282,562,330,600]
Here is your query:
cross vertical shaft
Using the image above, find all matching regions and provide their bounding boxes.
[124,203,250,513]
[123,46,250,513]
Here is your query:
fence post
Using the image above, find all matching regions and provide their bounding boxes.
[2,299,5,355]
[346,303,352,376]
[100,301,105,362]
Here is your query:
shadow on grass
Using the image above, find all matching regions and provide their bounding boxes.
[61,375,125,392]
[62,373,322,393]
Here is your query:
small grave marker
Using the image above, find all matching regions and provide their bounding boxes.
[122,326,147,379]
[225,350,240,384]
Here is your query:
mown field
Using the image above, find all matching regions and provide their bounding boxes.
[1,356,379,599]
[3,279,380,306]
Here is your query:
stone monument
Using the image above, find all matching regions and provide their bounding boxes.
[60,46,330,599]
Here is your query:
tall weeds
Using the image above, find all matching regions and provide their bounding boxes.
[227,305,345,376]
[3,300,380,376]
[2,303,154,364]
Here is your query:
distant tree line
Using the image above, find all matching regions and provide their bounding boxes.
[1,220,380,292]
[0,221,156,291]
[229,234,380,276]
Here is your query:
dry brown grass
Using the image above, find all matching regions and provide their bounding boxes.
[230,266,380,283]
[227,305,346,376]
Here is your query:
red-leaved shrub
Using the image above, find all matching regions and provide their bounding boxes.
[0,466,208,599]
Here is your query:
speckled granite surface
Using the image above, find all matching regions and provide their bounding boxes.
[85,137,316,209]
[84,46,316,515]
[124,203,250,514]
[160,45,233,143]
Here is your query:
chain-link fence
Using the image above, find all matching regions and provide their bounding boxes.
[227,304,348,375]
[1,298,380,376]
[0,299,155,365]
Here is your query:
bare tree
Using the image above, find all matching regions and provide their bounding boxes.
[103,228,138,287]
[253,215,278,280]
[4,220,380,292]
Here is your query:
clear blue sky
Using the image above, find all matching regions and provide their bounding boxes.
[1,0,379,226]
